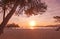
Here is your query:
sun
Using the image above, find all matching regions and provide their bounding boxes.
[29,21,36,27]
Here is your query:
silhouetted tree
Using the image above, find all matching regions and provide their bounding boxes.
[53,16,60,31]
[6,23,19,28]
[0,0,47,35]
[54,16,60,23]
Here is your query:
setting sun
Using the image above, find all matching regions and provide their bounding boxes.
[28,20,36,29]
[29,21,36,27]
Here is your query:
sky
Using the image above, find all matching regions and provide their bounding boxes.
[0,0,60,28]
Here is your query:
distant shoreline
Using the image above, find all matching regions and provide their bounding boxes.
[4,27,58,29]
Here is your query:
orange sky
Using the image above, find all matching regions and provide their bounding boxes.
[0,0,60,28]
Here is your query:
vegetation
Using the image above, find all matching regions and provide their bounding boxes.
[6,23,19,28]
[0,0,47,35]
[53,16,60,31]
[54,16,60,23]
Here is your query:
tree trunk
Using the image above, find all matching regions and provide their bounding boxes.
[0,1,18,35]
[3,5,5,21]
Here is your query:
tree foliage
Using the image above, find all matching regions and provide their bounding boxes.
[0,0,47,35]
[0,0,47,16]
[53,16,60,31]
[53,16,60,23]
[6,23,19,28]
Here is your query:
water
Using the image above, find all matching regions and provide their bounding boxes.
[5,27,58,29]
[0,27,60,39]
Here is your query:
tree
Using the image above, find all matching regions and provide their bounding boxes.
[54,16,60,23]
[0,0,47,35]
[53,16,60,31]
[6,23,19,28]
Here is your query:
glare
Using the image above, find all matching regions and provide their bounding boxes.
[30,27,34,29]
[29,21,36,29]
[29,21,36,27]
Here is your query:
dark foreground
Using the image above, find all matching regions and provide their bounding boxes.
[0,28,60,39]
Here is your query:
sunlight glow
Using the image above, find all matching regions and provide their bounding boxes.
[29,21,36,27]
[29,21,36,29]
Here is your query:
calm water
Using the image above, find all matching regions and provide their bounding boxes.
[5,27,58,29]
[0,27,60,39]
